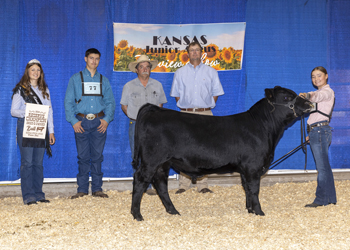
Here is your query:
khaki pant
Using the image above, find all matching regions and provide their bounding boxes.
[178,109,213,191]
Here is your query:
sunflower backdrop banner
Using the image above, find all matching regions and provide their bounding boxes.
[113,22,246,72]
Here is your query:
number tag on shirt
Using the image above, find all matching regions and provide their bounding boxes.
[82,82,102,96]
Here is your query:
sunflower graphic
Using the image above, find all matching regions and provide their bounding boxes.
[153,65,168,72]
[204,44,219,61]
[179,51,189,65]
[212,63,223,71]
[222,47,233,64]
[117,40,128,50]
[235,50,242,62]
[166,52,177,62]
[128,45,135,55]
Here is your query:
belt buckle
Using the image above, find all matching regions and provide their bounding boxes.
[307,124,311,133]
[86,114,96,120]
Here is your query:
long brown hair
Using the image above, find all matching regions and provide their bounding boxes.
[12,62,50,99]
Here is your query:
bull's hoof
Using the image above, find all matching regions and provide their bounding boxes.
[131,212,144,221]
[247,208,265,216]
[166,208,180,215]
[255,210,265,216]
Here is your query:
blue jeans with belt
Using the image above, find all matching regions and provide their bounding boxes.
[17,118,46,204]
[75,115,107,193]
[309,124,337,205]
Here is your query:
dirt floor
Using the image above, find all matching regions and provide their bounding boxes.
[0,180,350,249]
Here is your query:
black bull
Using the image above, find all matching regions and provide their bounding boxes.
[131,86,313,221]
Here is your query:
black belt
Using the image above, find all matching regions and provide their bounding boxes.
[307,122,329,133]
[180,108,211,112]
[77,111,105,120]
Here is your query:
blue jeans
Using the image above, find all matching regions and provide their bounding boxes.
[17,118,46,204]
[75,116,107,193]
[309,125,337,205]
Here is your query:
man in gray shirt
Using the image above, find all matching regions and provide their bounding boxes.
[120,55,167,195]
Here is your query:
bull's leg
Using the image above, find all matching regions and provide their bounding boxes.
[241,173,265,216]
[152,163,180,216]
[240,174,253,213]
[131,166,152,221]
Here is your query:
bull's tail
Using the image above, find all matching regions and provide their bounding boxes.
[131,107,144,171]
[132,104,161,171]
[132,128,140,171]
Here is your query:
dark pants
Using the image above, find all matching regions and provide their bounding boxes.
[17,118,45,204]
[75,115,107,193]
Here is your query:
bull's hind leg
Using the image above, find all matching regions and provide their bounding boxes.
[240,173,265,216]
[152,163,180,216]
[131,166,153,221]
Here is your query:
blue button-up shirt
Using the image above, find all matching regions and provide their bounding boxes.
[64,68,116,126]
[170,62,224,109]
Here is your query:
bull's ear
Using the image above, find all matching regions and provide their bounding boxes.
[265,88,274,100]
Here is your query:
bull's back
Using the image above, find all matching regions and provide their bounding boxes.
[137,106,269,159]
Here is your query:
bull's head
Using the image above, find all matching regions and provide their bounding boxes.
[265,86,313,117]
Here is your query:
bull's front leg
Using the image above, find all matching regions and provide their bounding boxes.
[240,174,253,213]
[240,173,265,216]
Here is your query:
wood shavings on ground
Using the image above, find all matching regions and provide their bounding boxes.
[1,180,350,249]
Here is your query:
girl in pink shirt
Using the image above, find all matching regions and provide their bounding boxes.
[299,66,336,207]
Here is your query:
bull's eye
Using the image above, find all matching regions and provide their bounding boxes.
[284,96,292,101]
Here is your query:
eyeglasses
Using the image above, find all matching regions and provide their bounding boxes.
[189,48,201,53]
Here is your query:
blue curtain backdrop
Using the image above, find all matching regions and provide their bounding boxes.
[1,0,349,181]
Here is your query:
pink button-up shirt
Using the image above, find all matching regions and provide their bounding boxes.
[307,84,334,125]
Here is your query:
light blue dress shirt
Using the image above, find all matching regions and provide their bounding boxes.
[170,62,224,109]
[64,68,116,126]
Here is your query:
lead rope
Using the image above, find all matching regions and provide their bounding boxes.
[300,115,308,170]
[268,116,308,170]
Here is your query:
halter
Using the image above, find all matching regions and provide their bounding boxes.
[265,95,309,171]
[267,95,299,117]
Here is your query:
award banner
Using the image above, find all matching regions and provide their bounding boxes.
[23,103,49,139]
[113,22,246,72]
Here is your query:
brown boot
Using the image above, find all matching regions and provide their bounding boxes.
[92,191,109,198]
[71,192,88,199]
[175,188,186,194]
[145,189,157,195]
[199,188,213,193]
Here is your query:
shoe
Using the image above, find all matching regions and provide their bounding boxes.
[38,199,50,203]
[27,201,37,205]
[175,188,186,194]
[71,192,88,199]
[92,191,109,198]
[199,188,213,193]
[145,189,157,195]
[305,202,323,208]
